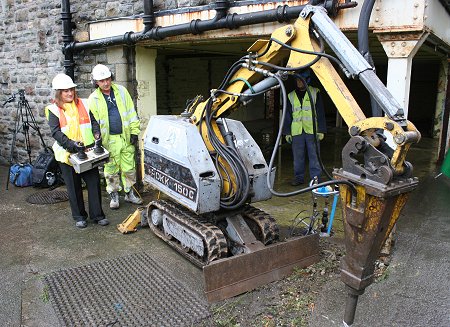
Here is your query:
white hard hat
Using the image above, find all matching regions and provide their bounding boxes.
[92,64,112,81]
[52,73,77,90]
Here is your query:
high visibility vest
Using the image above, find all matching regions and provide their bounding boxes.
[288,86,319,136]
[45,99,95,164]
[88,83,140,147]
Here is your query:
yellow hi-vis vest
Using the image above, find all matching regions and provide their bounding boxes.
[45,99,94,164]
[288,86,319,136]
[88,84,140,147]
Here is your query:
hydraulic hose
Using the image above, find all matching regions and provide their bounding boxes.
[357,0,382,118]
[299,74,334,181]
[203,92,251,210]
[265,74,356,198]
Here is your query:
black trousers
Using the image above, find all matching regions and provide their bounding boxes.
[59,163,105,222]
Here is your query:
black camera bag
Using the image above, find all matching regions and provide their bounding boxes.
[32,151,60,188]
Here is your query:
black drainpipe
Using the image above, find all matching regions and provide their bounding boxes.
[211,0,230,21]
[64,0,350,55]
[142,0,155,33]
[61,0,75,79]
[357,0,382,118]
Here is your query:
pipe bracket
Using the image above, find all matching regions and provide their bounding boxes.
[275,5,290,23]
[189,19,202,35]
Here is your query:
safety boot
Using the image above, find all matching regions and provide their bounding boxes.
[109,191,120,209]
[290,178,304,186]
[75,220,87,228]
[96,218,110,226]
[125,189,143,205]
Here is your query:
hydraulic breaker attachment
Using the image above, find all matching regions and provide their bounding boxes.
[204,233,319,302]
[334,168,418,325]
[117,207,145,234]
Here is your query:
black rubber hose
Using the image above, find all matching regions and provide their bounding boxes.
[357,0,374,62]
[266,74,356,198]
[357,0,382,117]
[300,75,334,181]
[204,92,250,209]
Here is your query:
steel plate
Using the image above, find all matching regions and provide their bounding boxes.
[26,190,69,204]
[44,252,211,327]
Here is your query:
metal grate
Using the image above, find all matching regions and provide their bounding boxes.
[44,252,211,327]
[26,190,69,204]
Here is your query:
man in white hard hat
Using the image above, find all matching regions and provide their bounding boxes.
[88,64,143,209]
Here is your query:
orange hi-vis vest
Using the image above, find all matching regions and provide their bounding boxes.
[45,99,94,164]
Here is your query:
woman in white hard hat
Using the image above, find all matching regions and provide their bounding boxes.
[45,73,109,228]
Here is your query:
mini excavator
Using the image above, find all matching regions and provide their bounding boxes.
[139,4,420,325]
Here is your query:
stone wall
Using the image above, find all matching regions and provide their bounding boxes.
[0,0,219,165]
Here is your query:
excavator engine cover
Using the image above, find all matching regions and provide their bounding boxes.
[143,115,274,214]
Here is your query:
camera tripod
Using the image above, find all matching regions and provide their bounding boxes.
[4,90,48,190]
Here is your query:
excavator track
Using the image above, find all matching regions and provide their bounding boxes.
[147,199,228,268]
[242,205,280,245]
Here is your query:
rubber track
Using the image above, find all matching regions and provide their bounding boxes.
[148,200,228,268]
[242,205,280,245]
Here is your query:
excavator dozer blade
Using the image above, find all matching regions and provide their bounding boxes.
[203,233,319,302]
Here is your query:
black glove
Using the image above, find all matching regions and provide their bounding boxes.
[94,136,103,148]
[130,134,138,146]
[68,141,85,153]
[94,136,105,155]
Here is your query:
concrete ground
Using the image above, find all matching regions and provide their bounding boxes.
[0,170,203,327]
[0,134,449,327]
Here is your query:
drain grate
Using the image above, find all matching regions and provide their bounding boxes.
[44,252,211,327]
[26,190,69,204]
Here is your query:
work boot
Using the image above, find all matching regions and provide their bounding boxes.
[96,218,110,226]
[290,179,304,186]
[109,191,120,209]
[125,189,143,205]
[75,220,87,228]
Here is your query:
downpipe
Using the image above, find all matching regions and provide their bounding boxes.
[61,0,75,79]
[143,0,155,33]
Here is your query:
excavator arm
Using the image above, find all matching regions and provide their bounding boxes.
[187,6,419,187]
[181,5,420,325]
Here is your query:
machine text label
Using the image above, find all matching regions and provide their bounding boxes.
[148,166,197,201]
